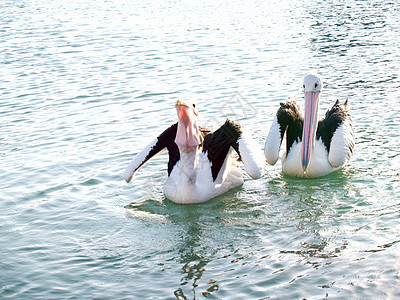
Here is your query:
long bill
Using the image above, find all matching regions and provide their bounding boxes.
[174,101,201,152]
[301,91,320,173]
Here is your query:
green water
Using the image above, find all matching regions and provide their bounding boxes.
[1,0,399,298]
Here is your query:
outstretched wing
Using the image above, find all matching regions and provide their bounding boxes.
[264,100,303,165]
[203,119,265,180]
[124,123,179,182]
[316,100,354,168]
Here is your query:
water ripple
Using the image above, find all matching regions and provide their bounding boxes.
[1,0,400,298]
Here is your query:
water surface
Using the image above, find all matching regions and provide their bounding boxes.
[1,0,400,298]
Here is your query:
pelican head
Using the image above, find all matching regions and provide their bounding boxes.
[175,99,201,152]
[301,74,323,173]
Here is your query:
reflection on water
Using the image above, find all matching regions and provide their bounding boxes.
[175,223,214,299]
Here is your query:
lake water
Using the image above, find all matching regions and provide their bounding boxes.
[1,0,400,298]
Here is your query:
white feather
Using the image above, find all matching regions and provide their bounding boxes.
[163,148,243,204]
[328,118,354,168]
[264,115,282,165]
[124,138,159,183]
[282,139,335,178]
[238,130,266,179]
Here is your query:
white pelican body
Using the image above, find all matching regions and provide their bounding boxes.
[264,74,354,178]
[164,139,244,204]
[125,100,265,204]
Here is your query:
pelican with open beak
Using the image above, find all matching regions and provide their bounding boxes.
[124,99,266,203]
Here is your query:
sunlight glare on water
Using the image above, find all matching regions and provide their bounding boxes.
[1,0,400,299]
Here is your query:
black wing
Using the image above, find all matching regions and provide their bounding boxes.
[124,123,179,182]
[202,120,241,180]
[264,100,303,164]
[316,100,352,152]
[203,119,265,180]
[124,123,211,182]
[316,100,354,167]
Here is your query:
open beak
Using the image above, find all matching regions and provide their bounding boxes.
[301,91,320,173]
[175,100,200,152]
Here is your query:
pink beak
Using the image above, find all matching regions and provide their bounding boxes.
[174,104,201,152]
[301,91,320,173]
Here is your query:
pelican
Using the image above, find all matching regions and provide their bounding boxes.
[124,100,266,204]
[264,74,354,178]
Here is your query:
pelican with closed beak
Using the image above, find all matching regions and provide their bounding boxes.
[264,74,354,178]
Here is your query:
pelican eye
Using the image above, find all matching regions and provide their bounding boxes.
[192,103,196,108]
[314,83,318,89]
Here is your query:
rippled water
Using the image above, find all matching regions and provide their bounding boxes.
[1,0,400,298]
